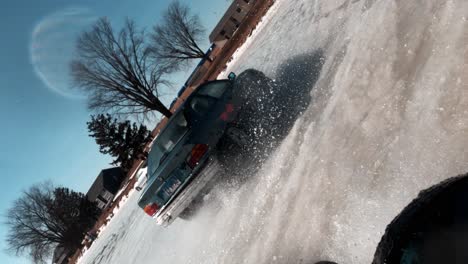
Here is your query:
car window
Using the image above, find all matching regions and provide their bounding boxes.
[157,113,187,152]
[188,81,230,116]
[195,81,230,99]
[190,96,216,115]
[148,112,188,176]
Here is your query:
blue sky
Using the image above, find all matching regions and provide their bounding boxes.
[0,0,230,263]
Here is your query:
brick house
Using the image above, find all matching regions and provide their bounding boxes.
[209,0,257,47]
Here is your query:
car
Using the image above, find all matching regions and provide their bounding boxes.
[134,167,148,191]
[137,69,277,226]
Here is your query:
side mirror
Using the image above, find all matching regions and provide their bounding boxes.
[228,72,236,80]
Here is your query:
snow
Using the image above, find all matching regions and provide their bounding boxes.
[78,0,468,263]
[113,164,146,201]
[218,0,280,79]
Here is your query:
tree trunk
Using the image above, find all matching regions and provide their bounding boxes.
[159,105,173,118]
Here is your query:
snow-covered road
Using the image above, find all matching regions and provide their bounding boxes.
[79,0,468,263]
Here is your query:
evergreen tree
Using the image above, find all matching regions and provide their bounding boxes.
[87,114,152,171]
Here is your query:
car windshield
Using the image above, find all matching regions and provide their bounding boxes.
[188,81,230,115]
[148,112,188,176]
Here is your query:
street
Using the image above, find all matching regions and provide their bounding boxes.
[79,0,468,263]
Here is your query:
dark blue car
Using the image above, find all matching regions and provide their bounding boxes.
[137,69,274,226]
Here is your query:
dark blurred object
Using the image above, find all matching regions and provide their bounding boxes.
[373,173,468,264]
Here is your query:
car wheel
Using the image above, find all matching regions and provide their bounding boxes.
[178,193,207,221]
[178,206,196,220]
[216,124,252,166]
[225,126,250,148]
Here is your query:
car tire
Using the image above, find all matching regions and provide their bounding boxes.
[225,126,250,148]
[216,124,252,167]
[178,191,208,221]
[178,206,196,220]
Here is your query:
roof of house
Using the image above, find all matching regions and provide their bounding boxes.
[86,167,125,201]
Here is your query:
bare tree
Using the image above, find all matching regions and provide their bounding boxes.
[151,1,209,69]
[71,18,173,119]
[5,182,100,263]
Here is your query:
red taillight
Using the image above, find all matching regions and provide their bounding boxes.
[219,103,235,121]
[143,203,159,216]
[187,144,209,169]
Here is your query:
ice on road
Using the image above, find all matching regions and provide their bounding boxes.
[79,0,468,263]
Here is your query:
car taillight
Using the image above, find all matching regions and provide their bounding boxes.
[143,203,159,216]
[187,144,209,169]
[219,103,234,121]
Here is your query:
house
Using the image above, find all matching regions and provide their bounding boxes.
[86,167,125,210]
[209,0,257,47]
